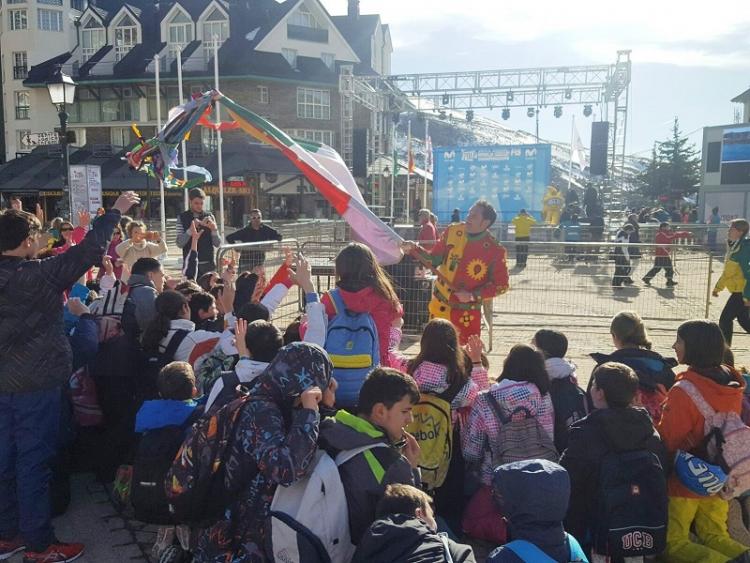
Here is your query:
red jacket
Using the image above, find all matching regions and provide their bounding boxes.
[655,230,690,257]
[418,222,438,249]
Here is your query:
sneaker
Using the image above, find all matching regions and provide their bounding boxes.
[666,280,678,287]
[23,542,84,563]
[641,277,651,285]
[0,537,25,560]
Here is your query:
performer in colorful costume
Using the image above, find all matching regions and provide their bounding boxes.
[405,201,509,343]
[542,185,564,225]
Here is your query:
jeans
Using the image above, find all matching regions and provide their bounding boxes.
[719,292,750,347]
[0,387,61,551]
[643,256,674,283]
[515,236,530,266]
[612,254,631,286]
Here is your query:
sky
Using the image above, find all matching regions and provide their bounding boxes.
[330,0,750,156]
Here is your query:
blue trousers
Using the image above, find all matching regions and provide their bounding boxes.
[0,387,61,551]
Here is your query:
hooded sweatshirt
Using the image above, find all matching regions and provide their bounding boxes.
[657,365,746,498]
[318,410,418,545]
[488,459,573,563]
[353,514,476,563]
[589,348,676,396]
[194,342,332,562]
[559,407,667,543]
[135,399,198,433]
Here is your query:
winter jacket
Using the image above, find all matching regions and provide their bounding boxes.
[70,313,99,372]
[176,210,221,263]
[728,237,750,301]
[115,237,168,273]
[322,285,403,364]
[654,230,690,258]
[714,239,747,294]
[157,319,220,372]
[0,209,120,394]
[353,514,476,563]
[589,348,677,393]
[318,409,419,545]
[512,214,536,238]
[225,223,282,245]
[462,379,555,486]
[134,399,198,433]
[194,342,332,563]
[487,459,575,563]
[614,229,631,262]
[656,365,746,499]
[559,407,667,543]
[546,357,586,452]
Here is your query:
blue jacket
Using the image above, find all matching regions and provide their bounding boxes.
[135,399,198,433]
[69,314,99,372]
[488,460,577,563]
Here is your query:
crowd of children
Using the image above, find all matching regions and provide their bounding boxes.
[1,194,750,563]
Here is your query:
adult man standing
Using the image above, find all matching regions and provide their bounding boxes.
[511,208,536,268]
[403,200,509,343]
[0,191,138,563]
[416,208,437,249]
[225,209,282,270]
[176,188,221,278]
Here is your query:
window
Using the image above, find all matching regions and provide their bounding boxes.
[167,10,193,62]
[38,9,63,31]
[15,91,30,120]
[71,0,85,11]
[282,48,297,68]
[39,0,63,5]
[114,15,138,61]
[7,0,27,4]
[201,127,217,153]
[706,142,721,173]
[147,85,179,121]
[81,18,105,61]
[297,88,330,120]
[321,52,334,70]
[111,127,131,148]
[8,9,27,30]
[12,51,28,79]
[292,129,334,145]
[289,5,319,28]
[18,130,32,150]
[258,86,269,104]
[202,8,228,60]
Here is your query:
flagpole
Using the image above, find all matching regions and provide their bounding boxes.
[213,37,225,240]
[406,120,412,223]
[567,115,574,193]
[177,49,189,211]
[422,119,429,206]
[390,125,396,221]
[155,53,166,241]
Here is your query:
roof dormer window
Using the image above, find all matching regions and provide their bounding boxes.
[81,17,105,62]
[202,8,228,61]
[167,10,193,62]
[289,5,320,29]
[114,14,138,62]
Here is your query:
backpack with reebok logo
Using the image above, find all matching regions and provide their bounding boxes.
[165,391,257,524]
[324,288,379,409]
[592,449,667,558]
[268,444,388,563]
[677,379,750,499]
[487,394,558,466]
[404,379,463,490]
[549,377,589,452]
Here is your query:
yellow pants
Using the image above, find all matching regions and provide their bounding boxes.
[665,496,749,562]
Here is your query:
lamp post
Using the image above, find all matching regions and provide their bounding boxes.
[46,67,77,220]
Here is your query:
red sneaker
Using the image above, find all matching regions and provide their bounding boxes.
[0,537,26,560]
[22,542,84,563]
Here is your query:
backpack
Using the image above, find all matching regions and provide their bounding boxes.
[404,379,463,490]
[121,283,146,342]
[132,415,197,525]
[165,391,257,525]
[504,534,588,562]
[591,449,667,557]
[677,379,750,499]
[69,366,103,427]
[268,444,388,563]
[140,330,190,390]
[549,377,588,452]
[486,393,558,466]
[195,345,239,397]
[324,288,380,409]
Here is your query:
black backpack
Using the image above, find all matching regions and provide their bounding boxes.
[139,330,191,394]
[549,377,589,452]
[592,449,667,558]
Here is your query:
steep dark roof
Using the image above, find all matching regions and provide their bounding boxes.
[330,14,379,74]
[24,52,72,85]
[78,46,114,78]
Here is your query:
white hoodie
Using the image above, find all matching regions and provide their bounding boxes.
[545,357,578,381]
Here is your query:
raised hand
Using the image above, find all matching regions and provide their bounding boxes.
[113,191,141,214]
[235,317,249,357]
[465,334,484,364]
[67,297,90,317]
[78,210,91,229]
[300,386,323,411]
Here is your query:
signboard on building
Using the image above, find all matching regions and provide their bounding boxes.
[69,165,103,225]
[432,144,552,222]
[721,126,750,185]
[21,131,60,147]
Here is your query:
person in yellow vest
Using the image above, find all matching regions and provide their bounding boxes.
[542,186,564,225]
[511,209,536,269]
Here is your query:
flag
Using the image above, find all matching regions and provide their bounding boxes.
[408,145,415,174]
[571,121,587,170]
[219,94,404,265]
[425,135,433,173]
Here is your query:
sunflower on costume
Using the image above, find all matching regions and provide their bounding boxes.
[460,311,475,327]
[466,258,488,281]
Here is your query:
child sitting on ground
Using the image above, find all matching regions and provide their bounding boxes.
[318,367,422,545]
[354,484,476,562]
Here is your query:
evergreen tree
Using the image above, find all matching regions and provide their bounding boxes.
[638,118,700,201]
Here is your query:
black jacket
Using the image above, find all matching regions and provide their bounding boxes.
[225,223,281,245]
[559,407,667,542]
[353,514,475,563]
[0,210,120,393]
[589,348,677,392]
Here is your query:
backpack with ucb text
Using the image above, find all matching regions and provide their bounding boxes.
[405,378,463,490]
[504,533,588,562]
[487,393,558,466]
[549,377,589,452]
[268,444,388,563]
[677,379,750,499]
[324,288,379,409]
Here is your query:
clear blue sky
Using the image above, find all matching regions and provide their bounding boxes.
[333,0,750,155]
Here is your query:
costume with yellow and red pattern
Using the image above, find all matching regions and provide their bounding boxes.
[413,223,509,343]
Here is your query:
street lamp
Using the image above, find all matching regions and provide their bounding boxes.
[46,67,77,220]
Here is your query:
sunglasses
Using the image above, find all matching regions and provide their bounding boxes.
[61,227,73,232]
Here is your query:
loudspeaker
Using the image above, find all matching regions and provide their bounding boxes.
[352,129,368,178]
[590,121,610,177]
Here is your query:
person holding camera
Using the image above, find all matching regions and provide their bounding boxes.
[115,220,168,276]
[176,188,221,278]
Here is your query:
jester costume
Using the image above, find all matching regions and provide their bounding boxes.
[413,223,509,343]
[542,186,564,225]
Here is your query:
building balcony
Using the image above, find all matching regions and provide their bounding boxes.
[287,24,328,43]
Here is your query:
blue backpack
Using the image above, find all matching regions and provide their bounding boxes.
[325,288,379,410]
[503,533,588,562]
